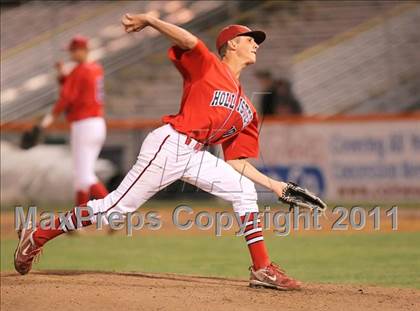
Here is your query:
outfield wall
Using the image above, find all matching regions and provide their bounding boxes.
[257,116,420,202]
[2,114,420,204]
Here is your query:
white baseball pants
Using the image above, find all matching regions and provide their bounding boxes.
[71,117,106,191]
[87,124,258,223]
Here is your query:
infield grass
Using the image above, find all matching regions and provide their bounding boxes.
[2,232,419,289]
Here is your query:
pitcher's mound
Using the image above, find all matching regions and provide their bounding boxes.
[1,271,419,311]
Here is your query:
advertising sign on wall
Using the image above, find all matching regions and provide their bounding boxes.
[257,119,420,202]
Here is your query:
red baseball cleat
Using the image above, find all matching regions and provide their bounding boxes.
[14,222,42,275]
[249,262,302,290]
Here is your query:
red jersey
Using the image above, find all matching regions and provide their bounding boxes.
[52,62,104,122]
[163,40,259,161]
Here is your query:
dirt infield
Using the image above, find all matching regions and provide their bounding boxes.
[1,271,419,311]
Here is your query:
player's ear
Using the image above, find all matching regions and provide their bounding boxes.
[227,39,239,51]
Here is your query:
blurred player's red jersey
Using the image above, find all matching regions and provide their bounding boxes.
[163,40,259,160]
[53,62,104,122]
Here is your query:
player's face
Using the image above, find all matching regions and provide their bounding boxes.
[236,36,259,65]
[70,48,88,63]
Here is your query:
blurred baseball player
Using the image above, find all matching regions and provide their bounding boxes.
[15,13,305,290]
[40,36,109,207]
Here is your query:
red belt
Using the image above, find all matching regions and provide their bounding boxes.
[185,136,206,151]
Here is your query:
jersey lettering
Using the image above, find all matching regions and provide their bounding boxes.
[209,90,253,128]
[210,90,236,110]
[236,97,253,128]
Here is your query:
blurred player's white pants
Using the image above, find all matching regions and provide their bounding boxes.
[71,117,106,191]
[88,124,258,223]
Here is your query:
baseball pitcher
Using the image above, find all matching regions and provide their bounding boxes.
[15,13,326,290]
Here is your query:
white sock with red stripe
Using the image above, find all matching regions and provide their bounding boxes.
[33,207,92,246]
[241,213,270,270]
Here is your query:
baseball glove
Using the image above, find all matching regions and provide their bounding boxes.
[20,125,42,150]
[279,182,327,211]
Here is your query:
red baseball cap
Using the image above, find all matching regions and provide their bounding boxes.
[216,25,266,52]
[68,35,89,51]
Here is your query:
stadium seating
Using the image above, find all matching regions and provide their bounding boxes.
[292,3,420,114]
[1,1,418,123]
[0,0,224,122]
